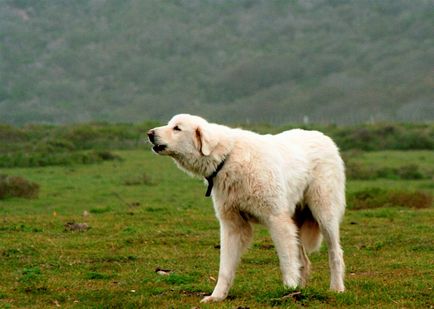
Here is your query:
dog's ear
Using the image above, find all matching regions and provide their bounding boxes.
[195,125,217,156]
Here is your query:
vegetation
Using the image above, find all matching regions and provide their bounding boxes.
[0,174,39,199]
[1,121,433,169]
[0,144,432,307]
[0,122,154,168]
[1,1,433,124]
[348,187,432,210]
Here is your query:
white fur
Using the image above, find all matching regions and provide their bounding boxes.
[148,114,346,302]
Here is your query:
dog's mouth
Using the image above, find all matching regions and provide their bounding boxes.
[152,144,167,153]
[147,130,168,154]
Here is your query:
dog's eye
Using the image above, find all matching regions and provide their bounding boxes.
[173,125,182,131]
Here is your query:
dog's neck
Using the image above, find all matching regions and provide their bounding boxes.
[172,151,227,178]
[204,156,226,197]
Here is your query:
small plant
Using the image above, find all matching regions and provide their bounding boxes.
[0,175,39,199]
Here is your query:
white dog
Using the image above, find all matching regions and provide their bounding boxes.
[147,114,345,303]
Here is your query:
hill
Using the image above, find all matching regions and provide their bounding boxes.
[1,0,433,124]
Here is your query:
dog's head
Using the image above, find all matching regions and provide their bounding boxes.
[147,114,219,157]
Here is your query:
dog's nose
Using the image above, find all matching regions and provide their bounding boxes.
[147,129,155,143]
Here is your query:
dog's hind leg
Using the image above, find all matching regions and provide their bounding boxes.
[306,182,345,292]
[201,212,253,303]
[266,213,301,289]
[319,218,345,292]
[299,243,311,287]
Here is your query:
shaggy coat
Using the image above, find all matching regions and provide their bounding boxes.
[148,114,346,303]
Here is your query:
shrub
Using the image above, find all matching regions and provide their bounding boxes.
[348,188,432,210]
[345,160,431,180]
[389,191,433,209]
[0,175,39,199]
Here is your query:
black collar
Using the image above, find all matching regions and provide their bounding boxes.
[204,158,226,197]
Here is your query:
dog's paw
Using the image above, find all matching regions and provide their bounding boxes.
[200,295,225,303]
[283,278,299,290]
[330,285,345,293]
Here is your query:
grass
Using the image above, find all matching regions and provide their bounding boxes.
[344,150,434,180]
[0,150,433,308]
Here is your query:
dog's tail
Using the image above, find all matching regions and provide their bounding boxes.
[293,204,323,254]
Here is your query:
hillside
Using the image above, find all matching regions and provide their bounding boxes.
[1,0,433,125]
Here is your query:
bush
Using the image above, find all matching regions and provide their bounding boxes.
[0,175,39,199]
[348,188,432,210]
[345,160,431,180]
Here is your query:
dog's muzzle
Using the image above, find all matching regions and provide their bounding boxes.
[147,129,167,153]
[147,129,156,144]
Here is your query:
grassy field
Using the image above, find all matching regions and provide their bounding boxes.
[0,150,433,308]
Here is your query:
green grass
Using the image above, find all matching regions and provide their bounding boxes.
[0,150,433,308]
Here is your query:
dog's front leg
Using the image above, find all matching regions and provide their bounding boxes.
[201,215,252,303]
